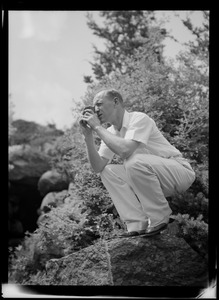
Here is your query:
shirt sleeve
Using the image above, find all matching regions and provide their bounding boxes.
[124,113,153,146]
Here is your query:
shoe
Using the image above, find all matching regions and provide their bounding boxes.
[143,222,168,237]
[117,218,175,239]
[117,229,147,238]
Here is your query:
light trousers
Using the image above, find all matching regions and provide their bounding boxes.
[100,153,196,232]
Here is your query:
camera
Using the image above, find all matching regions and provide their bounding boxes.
[80,106,95,126]
[82,106,95,115]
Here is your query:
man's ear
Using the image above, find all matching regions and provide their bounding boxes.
[114,97,119,106]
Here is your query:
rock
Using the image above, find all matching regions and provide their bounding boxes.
[37,190,69,225]
[38,170,70,197]
[36,213,49,226]
[107,234,207,286]
[44,242,112,285]
[9,145,50,185]
[39,190,69,213]
[31,231,208,286]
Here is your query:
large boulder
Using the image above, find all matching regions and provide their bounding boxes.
[38,170,70,197]
[28,231,208,286]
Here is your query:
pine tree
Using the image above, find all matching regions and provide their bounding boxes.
[179,11,209,59]
[85,10,167,82]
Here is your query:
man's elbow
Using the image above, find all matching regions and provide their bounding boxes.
[120,148,134,160]
[120,140,139,160]
[93,166,105,174]
[91,160,108,174]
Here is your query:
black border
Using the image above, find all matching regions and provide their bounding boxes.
[3,3,215,299]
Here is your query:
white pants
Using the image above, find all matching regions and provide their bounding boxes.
[100,153,196,232]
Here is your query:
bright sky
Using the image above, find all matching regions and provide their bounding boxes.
[9,10,205,129]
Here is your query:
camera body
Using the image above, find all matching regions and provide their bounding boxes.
[82,106,95,115]
[81,106,95,126]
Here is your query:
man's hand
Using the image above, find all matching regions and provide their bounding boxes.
[79,118,93,138]
[81,108,101,131]
[79,108,108,173]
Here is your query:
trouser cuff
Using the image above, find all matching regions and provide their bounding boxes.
[126,220,149,232]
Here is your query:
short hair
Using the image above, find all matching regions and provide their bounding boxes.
[94,88,124,104]
[104,89,123,103]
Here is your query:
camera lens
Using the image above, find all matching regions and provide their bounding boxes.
[83,106,95,114]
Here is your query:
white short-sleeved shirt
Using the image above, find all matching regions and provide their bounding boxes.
[98,110,182,162]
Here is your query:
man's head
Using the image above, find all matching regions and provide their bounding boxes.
[93,89,124,124]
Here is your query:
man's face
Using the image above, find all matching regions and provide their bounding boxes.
[93,93,115,124]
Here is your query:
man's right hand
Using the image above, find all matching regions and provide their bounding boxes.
[79,106,96,138]
[79,118,93,138]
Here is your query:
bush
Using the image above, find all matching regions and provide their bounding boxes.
[8,162,125,284]
[171,214,208,259]
[8,197,98,284]
[168,191,208,224]
[72,162,126,236]
[82,45,208,168]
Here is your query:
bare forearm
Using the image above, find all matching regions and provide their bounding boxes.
[84,135,107,173]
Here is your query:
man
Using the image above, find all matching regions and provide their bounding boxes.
[79,89,195,237]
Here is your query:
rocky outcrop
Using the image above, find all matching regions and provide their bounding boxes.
[8,120,65,246]
[38,170,70,197]
[39,190,69,212]
[9,145,50,186]
[27,230,208,286]
[9,146,51,245]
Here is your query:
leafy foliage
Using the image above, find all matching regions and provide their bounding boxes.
[8,160,125,283]
[168,190,208,223]
[8,196,95,283]
[86,10,167,81]
[171,214,208,258]
[181,11,209,58]
[9,144,50,168]
[48,127,86,181]
[82,37,208,167]
[10,119,64,153]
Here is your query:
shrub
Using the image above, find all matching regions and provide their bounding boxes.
[8,195,99,284]
[8,163,124,284]
[171,214,208,259]
[73,163,126,236]
[168,190,208,224]
[48,128,87,181]
[8,231,43,284]
[191,163,209,197]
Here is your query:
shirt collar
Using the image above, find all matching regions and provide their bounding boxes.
[121,110,130,129]
[112,110,130,133]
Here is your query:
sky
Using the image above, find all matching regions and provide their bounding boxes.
[8,10,206,130]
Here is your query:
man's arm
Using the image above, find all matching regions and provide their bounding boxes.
[94,125,139,160]
[84,133,109,173]
[80,109,139,162]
